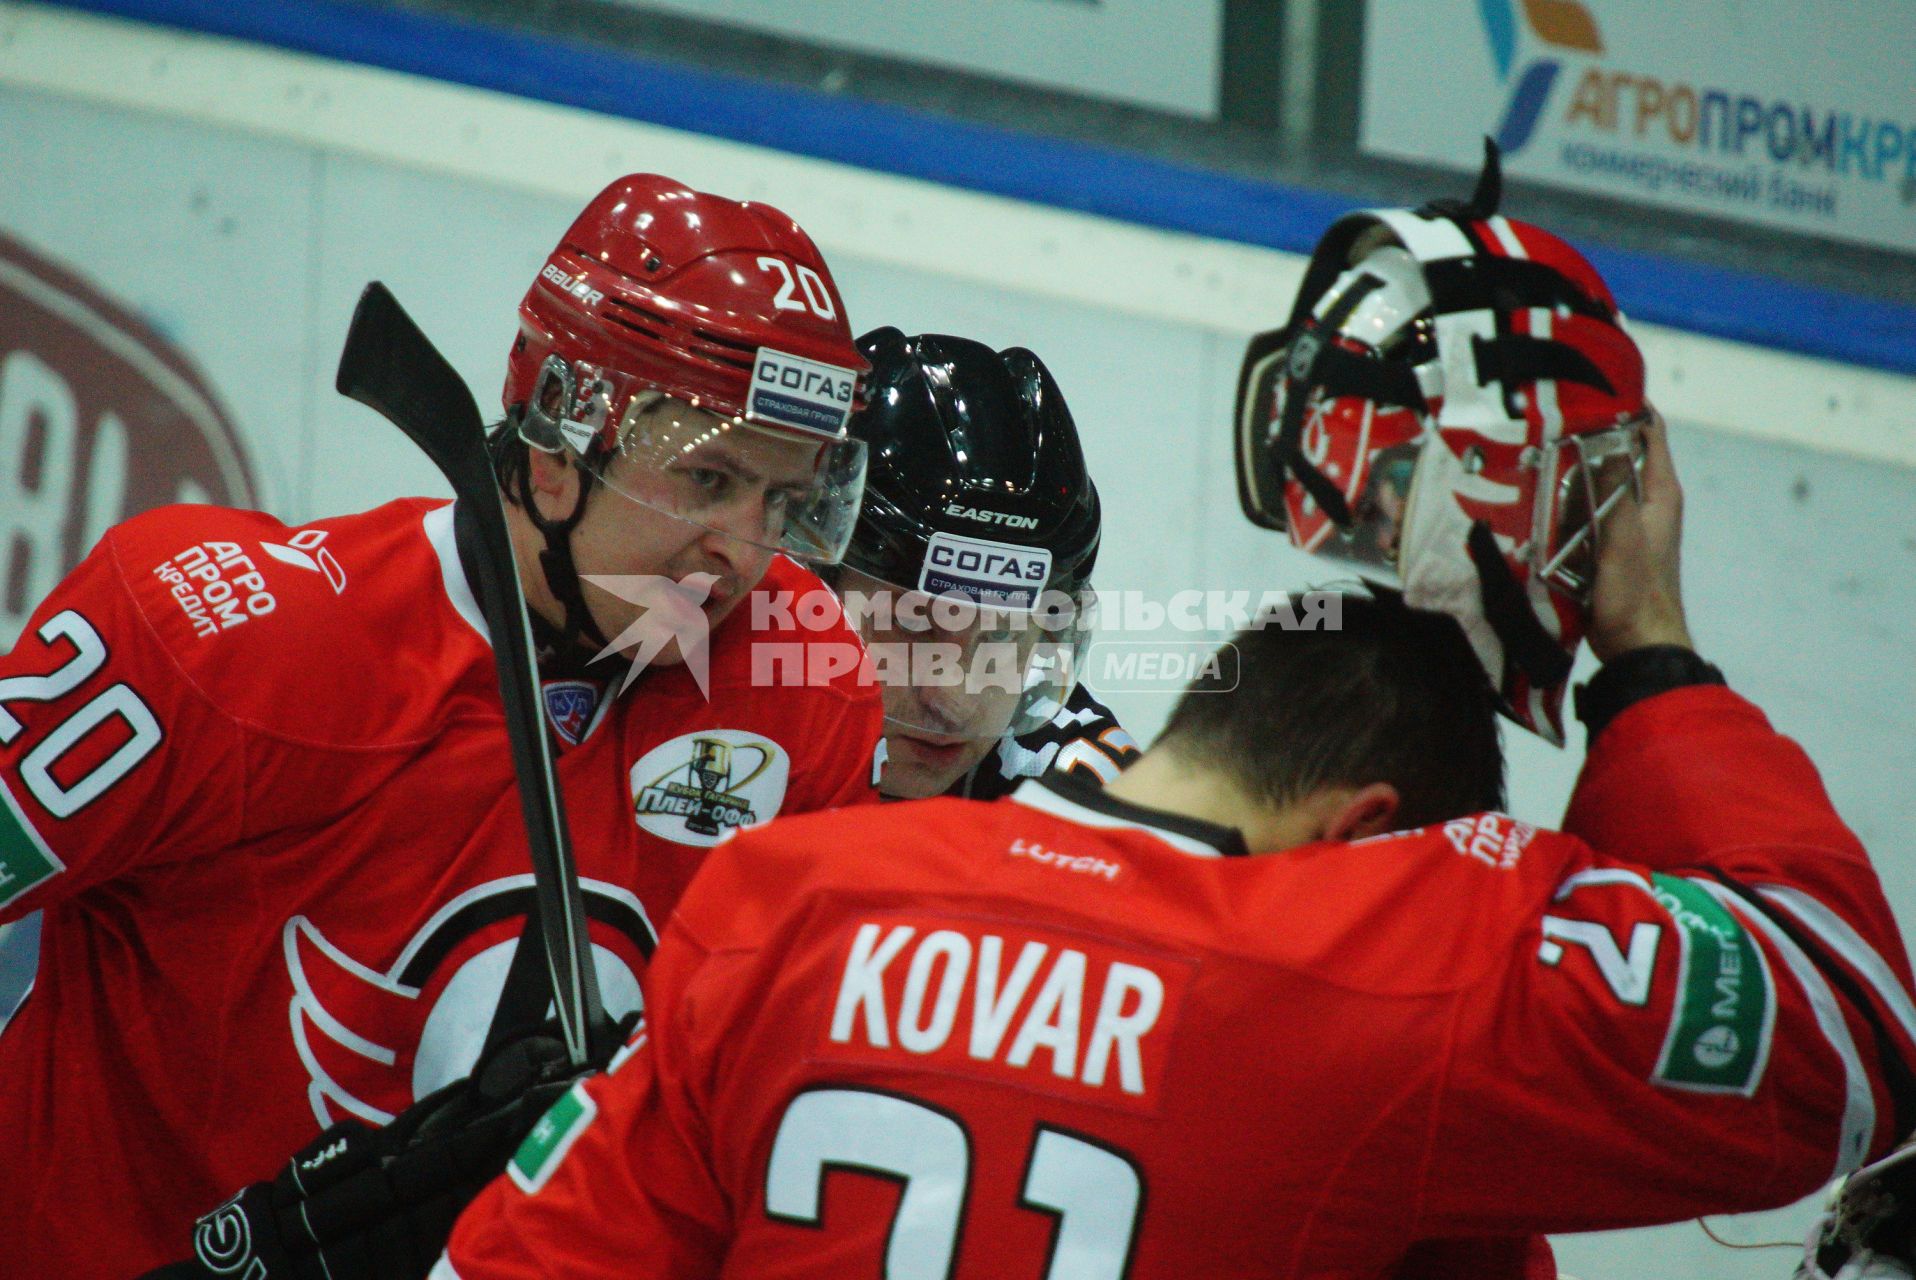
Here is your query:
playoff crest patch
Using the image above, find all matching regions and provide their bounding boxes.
[629,730,790,848]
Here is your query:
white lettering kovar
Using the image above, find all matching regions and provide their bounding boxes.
[829,923,1165,1095]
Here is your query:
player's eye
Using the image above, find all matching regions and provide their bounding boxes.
[684,467,734,501]
[765,486,804,519]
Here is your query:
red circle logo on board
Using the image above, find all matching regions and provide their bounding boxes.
[0,229,259,643]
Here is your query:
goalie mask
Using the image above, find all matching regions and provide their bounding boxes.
[1798,1139,1916,1280]
[1235,144,1649,744]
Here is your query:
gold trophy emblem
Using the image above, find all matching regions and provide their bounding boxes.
[686,738,733,836]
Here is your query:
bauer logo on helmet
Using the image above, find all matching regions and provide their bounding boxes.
[538,263,604,309]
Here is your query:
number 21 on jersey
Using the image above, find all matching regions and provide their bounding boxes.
[767,1087,1144,1280]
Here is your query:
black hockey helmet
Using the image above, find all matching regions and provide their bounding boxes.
[845,327,1100,601]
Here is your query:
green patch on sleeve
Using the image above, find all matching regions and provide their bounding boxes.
[508,1083,598,1195]
[0,778,63,910]
[1650,874,1774,1094]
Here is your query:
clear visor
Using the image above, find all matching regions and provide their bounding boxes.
[525,355,868,564]
[1532,410,1651,602]
[835,566,1093,742]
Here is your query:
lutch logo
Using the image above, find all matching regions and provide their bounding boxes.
[1480,0,1605,154]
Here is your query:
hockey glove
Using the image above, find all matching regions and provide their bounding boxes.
[1799,1140,1916,1280]
[140,1017,629,1280]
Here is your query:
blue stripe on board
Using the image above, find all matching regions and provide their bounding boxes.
[38,0,1916,375]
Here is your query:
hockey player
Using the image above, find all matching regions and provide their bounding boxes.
[1235,153,1664,1280]
[0,174,883,1278]
[830,327,1137,801]
[433,410,1916,1278]
[135,325,1126,1280]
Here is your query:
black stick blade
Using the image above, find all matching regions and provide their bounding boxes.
[336,282,493,502]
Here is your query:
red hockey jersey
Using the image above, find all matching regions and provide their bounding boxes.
[438,685,1916,1279]
[0,499,882,1278]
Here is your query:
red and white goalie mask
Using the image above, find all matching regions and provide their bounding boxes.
[1237,152,1650,744]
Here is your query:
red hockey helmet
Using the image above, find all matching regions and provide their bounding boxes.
[1236,146,1649,743]
[505,174,871,563]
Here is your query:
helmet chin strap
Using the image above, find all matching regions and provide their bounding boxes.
[507,440,613,672]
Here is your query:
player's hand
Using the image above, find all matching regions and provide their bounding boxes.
[1795,1138,1916,1279]
[137,1018,631,1280]
[1586,411,1693,662]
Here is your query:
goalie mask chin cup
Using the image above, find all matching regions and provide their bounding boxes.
[1235,142,1650,745]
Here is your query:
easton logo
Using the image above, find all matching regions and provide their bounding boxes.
[944,503,1039,530]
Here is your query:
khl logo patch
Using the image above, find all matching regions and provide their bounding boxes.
[542,679,603,747]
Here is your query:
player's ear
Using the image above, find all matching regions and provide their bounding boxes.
[524,447,582,523]
[1322,782,1401,842]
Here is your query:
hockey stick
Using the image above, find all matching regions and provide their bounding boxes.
[334,282,610,1069]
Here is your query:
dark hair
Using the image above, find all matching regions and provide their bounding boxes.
[488,417,529,503]
[1157,590,1505,827]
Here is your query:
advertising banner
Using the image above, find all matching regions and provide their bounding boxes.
[1361,0,1916,254]
[615,0,1224,118]
[0,231,260,648]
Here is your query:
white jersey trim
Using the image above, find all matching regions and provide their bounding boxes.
[1757,884,1916,1049]
[427,1257,463,1280]
[423,502,491,647]
[0,976,31,1039]
[1009,781,1226,859]
[1696,878,1876,1179]
[1553,866,1653,901]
